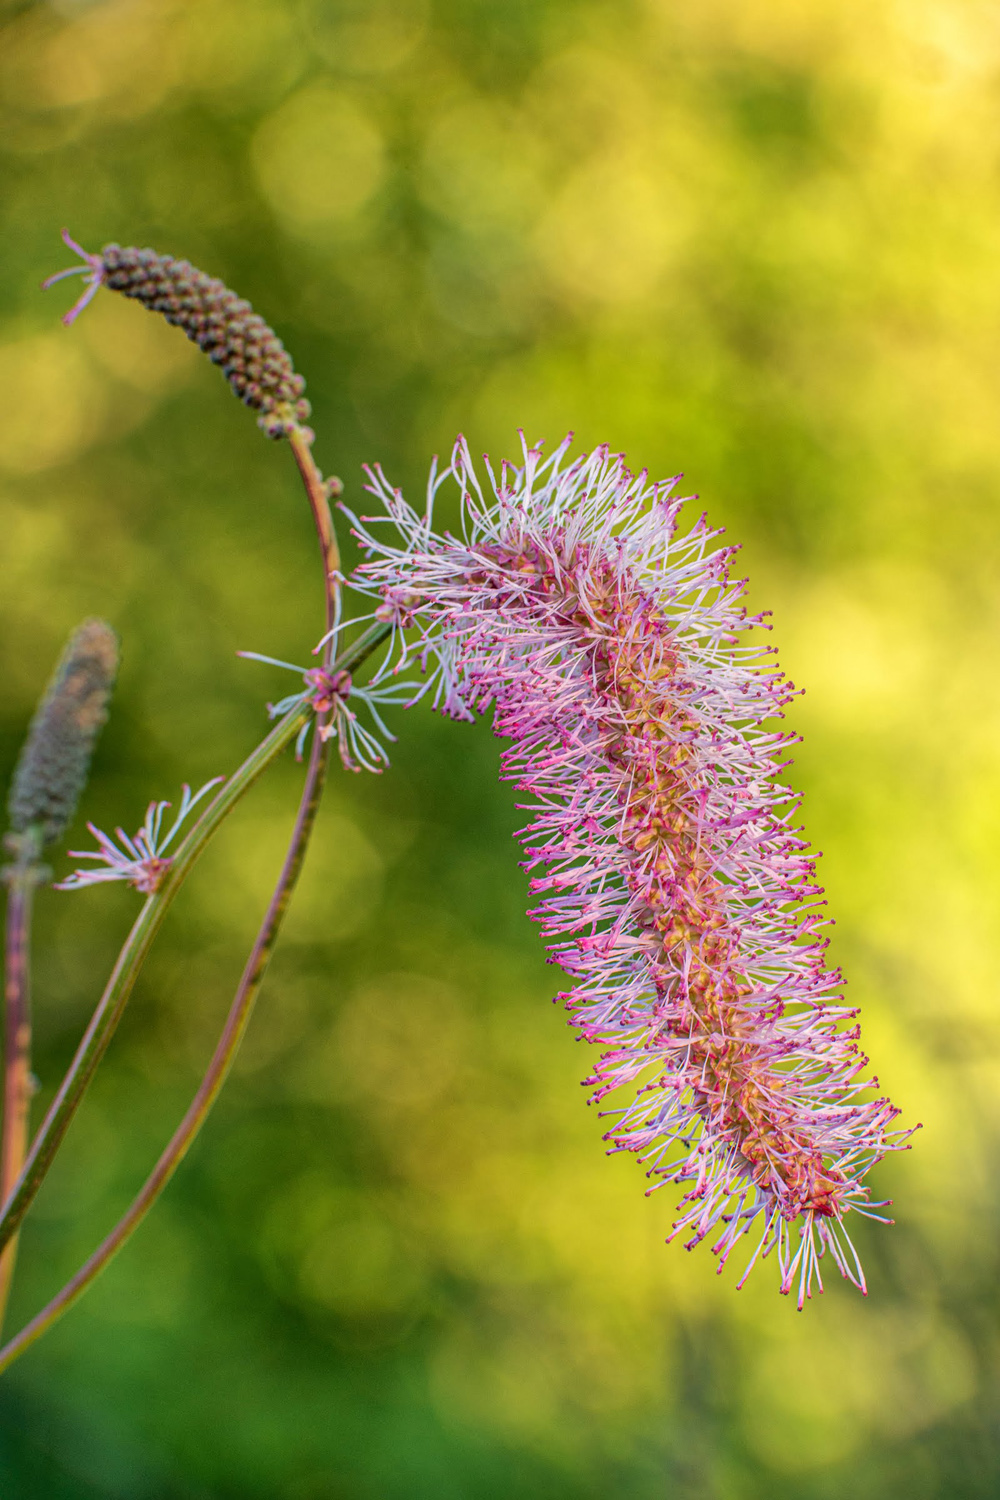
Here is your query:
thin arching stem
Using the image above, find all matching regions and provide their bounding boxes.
[0,422,390,1370]
[289,425,341,614]
[0,715,331,1374]
[0,702,305,1259]
[0,620,389,1261]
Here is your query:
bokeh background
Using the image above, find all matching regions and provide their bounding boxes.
[0,0,997,1494]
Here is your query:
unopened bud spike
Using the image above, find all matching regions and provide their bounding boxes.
[7,620,119,847]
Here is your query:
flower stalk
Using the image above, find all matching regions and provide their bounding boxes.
[0,697,303,1259]
[0,828,45,1334]
[0,617,389,1268]
[0,394,387,1363]
[0,708,333,1374]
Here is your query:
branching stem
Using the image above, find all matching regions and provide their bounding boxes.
[0,621,388,1264]
[0,408,389,1370]
[0,712,332,1374]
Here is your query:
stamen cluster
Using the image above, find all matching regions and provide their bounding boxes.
[345,435,910,1305]
[237,646,407,773]
[56,779,223,895]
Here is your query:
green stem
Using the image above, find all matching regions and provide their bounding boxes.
[0,428,370,1371]
[0,704,303,1258]
[0,619,389,1261]
[0,712,333,1375]
[0,829,44,1333]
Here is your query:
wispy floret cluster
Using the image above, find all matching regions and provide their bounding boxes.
[238,647,411,773]
[344,434,910,1305]
[56,779,223,895]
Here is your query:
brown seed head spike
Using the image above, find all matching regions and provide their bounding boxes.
[100,245,311,439]
[7,620,119,847]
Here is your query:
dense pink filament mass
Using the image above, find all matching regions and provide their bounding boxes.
[498,537,846,1219]
[347,435,909,1305]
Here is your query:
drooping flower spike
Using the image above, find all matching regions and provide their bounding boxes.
[56,778,224,895]
[344,433,912,1306]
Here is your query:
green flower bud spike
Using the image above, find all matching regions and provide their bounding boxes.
[7,618,119,851]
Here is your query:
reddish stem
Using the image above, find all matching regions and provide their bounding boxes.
[0,833,43,1334]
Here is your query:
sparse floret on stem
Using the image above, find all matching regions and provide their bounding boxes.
[237,646,405,772]
[56,779,224,895]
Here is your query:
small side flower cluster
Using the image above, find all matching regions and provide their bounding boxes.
[238,648,412,773]
[344,434,910,1305]
[43,231,309,437]
[56,779,223,895]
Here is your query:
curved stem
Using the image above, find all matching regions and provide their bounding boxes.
[0,431,376,1372]
[0,830,44,1332]
[0,717,332,1375]
[0,702,306,1258]
[0,624,389,1261]
[289,425,340,631]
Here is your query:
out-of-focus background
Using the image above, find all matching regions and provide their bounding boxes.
[0,0,997,1494]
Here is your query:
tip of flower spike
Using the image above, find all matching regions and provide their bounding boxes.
[59,241,312,437]
[42,229,106,326]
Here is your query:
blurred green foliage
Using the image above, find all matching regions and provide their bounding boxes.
[1,0,999,1494]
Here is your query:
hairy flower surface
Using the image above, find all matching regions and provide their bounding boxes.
[56,779,223,895]
[345,434,910,1305]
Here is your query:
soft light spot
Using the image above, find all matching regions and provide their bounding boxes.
[39,0,178,117]
[420,99,548,236]
[250,83,386,240]
[176,0,304,104]
[303,0,428,75]
[535,151,687,305]
[313,972,471,1110]
[0,334,107,473]
[787,567,940,731]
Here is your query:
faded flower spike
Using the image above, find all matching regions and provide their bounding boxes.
[7,619,118,849]
[56,778,223,894]
[346,434,911,1306]
[43,229,310,437]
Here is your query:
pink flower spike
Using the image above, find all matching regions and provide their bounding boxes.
[41,229,106,325]
[344,433,915,1303]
